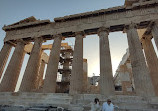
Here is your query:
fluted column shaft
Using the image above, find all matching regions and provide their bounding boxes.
[83,59,88,93]
[70,32,84,95]
[19,38,43,92]
[43,35,62,93]
[0,42,12,79]
[126,24,155,96]
[36,60,46,89]
[0,41,25,92]
[98,28,115,96]
[62,52,71,82]
[142,37,158,96]
[151,22,158,51]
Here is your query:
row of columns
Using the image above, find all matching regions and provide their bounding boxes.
[0,41,25,92]
[126,24,155,96]
[141,35,158,96]
[0,22,158,97]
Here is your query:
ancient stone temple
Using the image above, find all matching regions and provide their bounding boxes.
[0,0,158,110]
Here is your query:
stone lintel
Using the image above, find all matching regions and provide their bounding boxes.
[3,2,158,42]
[3,20,50,31]
[54,1,157,22]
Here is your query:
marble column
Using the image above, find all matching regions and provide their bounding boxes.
[19,38,43,92]
[0,42,12,79]
[69,32,84,95]
[98,27,115,96]
[83,59,88,93]
[62,52,70,82]
[151,22,158,51]
[0,41,25,92]
[142,37,158,96]
[43,35,62,93]
[126,24,155,96]
[36,60,46,89]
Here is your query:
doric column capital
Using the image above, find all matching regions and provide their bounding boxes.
[16,39,29,45]
[75,31,85,37]
[129,23,137,29]
[54,34,62,38]
[4,41,11,45]
[151,20,158,29]
[2,41,15,47]
[124,23,138,32]
[97,27,109,37]
[34,37,44,42]
[154,20,158,25]
[53,34,65,40]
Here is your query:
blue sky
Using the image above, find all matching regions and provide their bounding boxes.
[0,0,128,90]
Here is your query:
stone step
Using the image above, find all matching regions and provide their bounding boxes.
[75,95,158,110]
[26,107,48,111]
[0,105,70,111]
[115,108,158,111]
[81,99,158,111]
[68,104,84,111]
[0,105,26,111]
[1,104,158,111]
[27,108,70,111]
[1,93,158,111]
[114,102,158,109]
[83,106,158,111]
[82,103,158,110]
[0,93,72,108]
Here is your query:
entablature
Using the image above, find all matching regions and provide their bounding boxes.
[3,1,158,43]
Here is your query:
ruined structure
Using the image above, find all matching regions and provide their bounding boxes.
[114,26,158,96]
[0,0,158,110]
[114,49,134,95]
[56,44,73,93]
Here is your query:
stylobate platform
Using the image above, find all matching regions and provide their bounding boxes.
[0,92,158,111]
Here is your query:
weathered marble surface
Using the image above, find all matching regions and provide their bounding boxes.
[0,92,158,111]
[3,1,158,42]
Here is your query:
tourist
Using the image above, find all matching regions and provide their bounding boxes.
[102,99,114,111]
[90,98,101,111]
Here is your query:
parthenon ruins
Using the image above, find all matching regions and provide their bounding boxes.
[0,0,158,110]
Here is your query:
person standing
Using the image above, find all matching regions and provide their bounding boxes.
[102,99,114,111]
[90,98,101,111]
